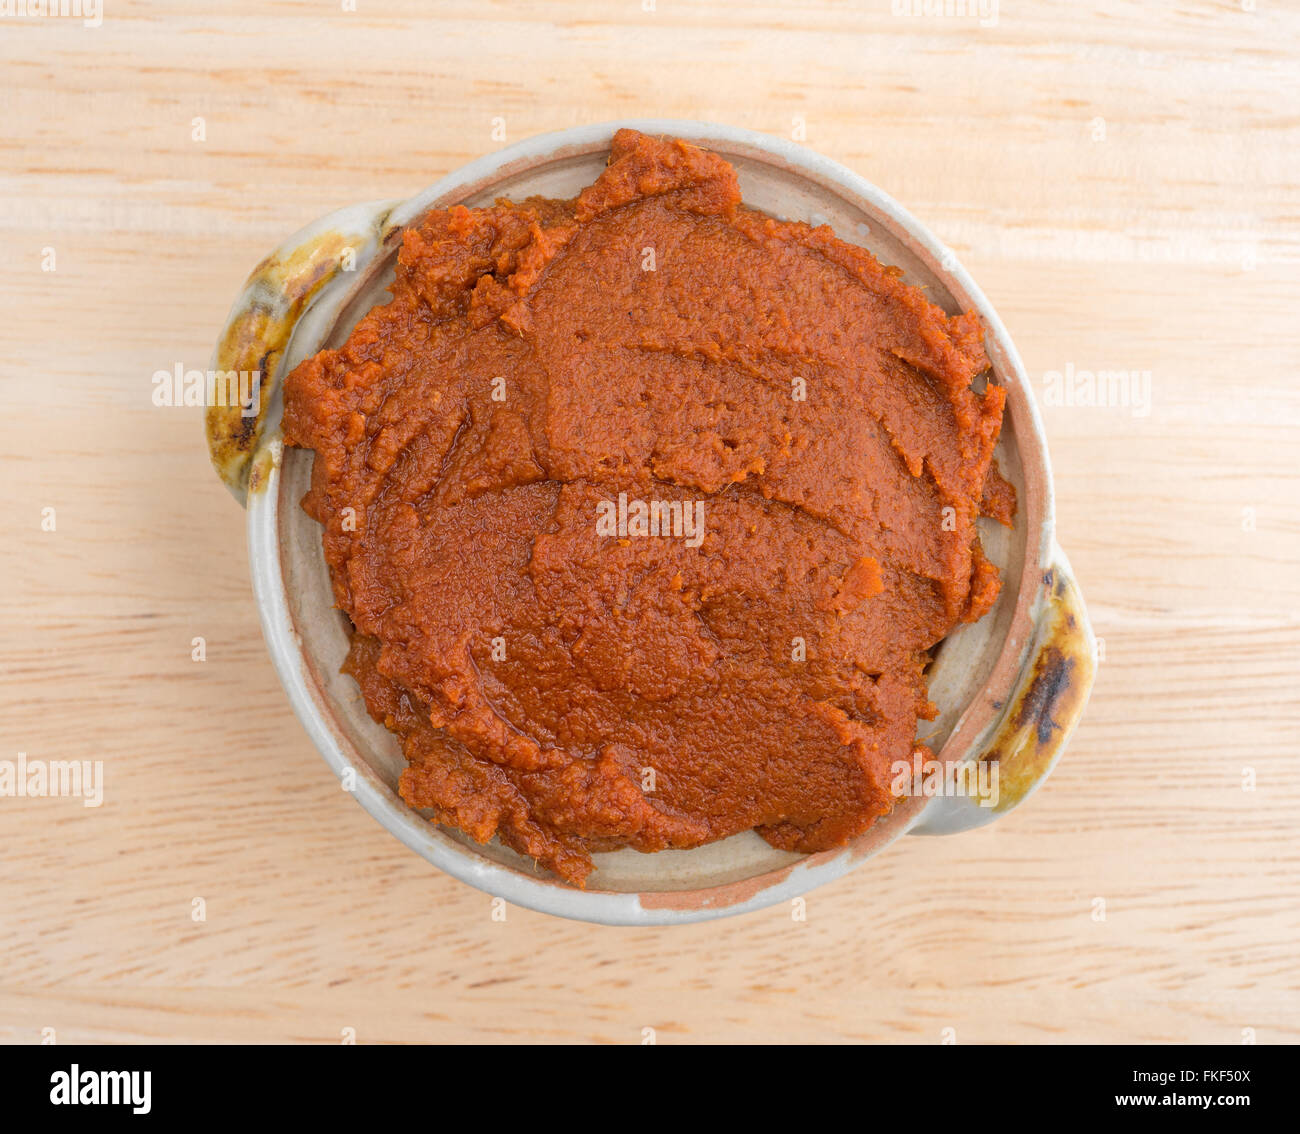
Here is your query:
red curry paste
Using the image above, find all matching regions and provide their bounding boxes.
[283,129,1013,886]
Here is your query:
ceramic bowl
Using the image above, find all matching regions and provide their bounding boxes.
[206,120,1095,925]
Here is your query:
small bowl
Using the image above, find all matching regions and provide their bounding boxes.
[207,120,1095,925]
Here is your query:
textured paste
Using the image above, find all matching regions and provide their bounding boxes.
[283,130,1014,886]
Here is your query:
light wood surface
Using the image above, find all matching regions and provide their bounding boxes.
[2,0,1297,1045]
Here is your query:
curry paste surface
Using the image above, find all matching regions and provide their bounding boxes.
[283,129,1014,885]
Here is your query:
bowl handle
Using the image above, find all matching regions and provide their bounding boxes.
[908,543,1096,836]
[205,199,401,505]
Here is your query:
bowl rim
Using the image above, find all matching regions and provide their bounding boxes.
[246,118,1056,925]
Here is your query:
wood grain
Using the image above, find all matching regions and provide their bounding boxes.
[1,0,1297,1044]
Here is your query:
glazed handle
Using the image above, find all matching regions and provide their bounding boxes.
[908,544,1096,836]
[205,200,401,505]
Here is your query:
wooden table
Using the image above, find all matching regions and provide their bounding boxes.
[2,0,1296,1044]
